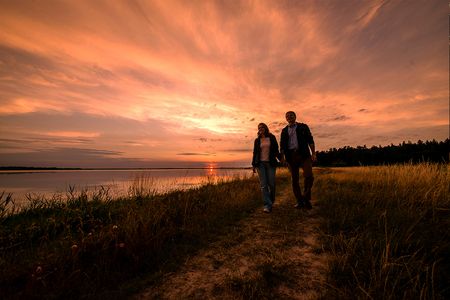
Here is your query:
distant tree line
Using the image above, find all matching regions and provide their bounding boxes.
[316,139,449,166]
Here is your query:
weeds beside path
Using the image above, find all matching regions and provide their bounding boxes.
[136,182,328,299]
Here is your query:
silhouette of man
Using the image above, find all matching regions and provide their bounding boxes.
[280,111,316,209]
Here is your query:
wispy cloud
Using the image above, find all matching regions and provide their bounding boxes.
[176,152,216,156]
[0,0,447,166]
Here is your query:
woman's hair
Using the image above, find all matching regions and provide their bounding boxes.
[257,123,270,137]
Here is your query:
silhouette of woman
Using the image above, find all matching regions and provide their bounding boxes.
[252,123,281,213]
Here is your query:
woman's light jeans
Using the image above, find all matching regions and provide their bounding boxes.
[256,162,276,210]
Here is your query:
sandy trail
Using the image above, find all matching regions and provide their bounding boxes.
[136,184,328,299]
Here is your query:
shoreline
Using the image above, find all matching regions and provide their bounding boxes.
[0,168,256,208]
[0,166,253,173]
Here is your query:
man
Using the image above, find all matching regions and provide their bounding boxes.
[280,111,316,209]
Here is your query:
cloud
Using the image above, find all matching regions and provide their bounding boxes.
[351,0,390,31]
[0,0,447,167]
[176,152,216,156]
[0,147,227,168]
[223,148,252,153]
[0,147,122,168]
[195,138,223,143]
[328,115,350,122]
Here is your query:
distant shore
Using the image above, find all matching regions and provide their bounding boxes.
[0,166,252,171]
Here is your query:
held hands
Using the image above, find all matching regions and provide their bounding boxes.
[278,154,316,164]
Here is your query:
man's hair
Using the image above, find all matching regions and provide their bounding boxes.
[285,111,296,117]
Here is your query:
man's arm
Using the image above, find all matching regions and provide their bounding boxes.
[304,124,316,161]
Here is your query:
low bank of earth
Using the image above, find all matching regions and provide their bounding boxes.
[135,183,328,299]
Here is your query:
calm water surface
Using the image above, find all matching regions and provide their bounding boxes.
[0,168,253,206]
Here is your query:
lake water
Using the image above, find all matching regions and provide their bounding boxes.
[0,168,253,206]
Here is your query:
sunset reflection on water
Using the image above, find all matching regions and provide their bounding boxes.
[206,164,218,177]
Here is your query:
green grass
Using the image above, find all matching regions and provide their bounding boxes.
[0,174,264,299]
[315,164,450,299]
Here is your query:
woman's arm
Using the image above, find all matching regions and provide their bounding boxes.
[271,134,282,162]
[252,138,259,167]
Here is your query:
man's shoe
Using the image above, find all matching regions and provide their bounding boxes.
[304,201,312,210]
[263,207,271,213]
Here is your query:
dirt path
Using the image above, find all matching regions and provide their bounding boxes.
[135,184,328,299]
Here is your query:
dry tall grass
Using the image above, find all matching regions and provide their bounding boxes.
[316,163,449,299]
[0,174,261,299]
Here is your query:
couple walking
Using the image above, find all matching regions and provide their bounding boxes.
[252,111,315,213]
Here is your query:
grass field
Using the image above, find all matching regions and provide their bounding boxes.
[315,163,450,299]
[0,164,448,299]
[0,174,266,299]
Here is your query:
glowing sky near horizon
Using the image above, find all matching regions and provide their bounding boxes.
[0,0,448,168]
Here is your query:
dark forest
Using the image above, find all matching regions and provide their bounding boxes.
[316,139,449,166]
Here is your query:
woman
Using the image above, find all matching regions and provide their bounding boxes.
[252,123,281,213]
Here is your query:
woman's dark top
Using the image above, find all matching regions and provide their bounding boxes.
[252,133,281,167]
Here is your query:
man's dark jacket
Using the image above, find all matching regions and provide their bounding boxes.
[252,133,281,167]
[280,123,314,161]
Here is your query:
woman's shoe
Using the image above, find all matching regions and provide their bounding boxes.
[294,202,305,209]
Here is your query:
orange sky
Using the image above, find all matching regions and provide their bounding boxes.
[0,0,448,167]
